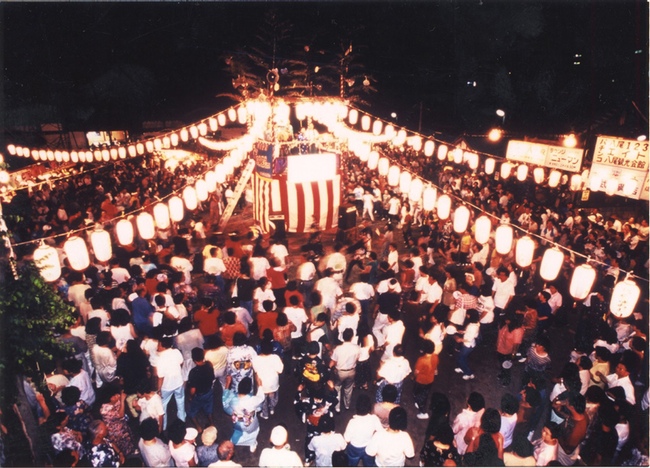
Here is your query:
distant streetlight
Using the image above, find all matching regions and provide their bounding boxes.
[496,109,505,117]
[488,128,502,142]
[390,112,397,119]
[563,133,577,148]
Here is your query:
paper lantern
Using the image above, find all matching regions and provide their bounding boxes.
[495,225,514,255]
[153,203,171,230]
[467,153,479,170]
[7,144,16,155]
[62,151,70,162]
[170,133,179,146]
[183,186,198,211]
[180,128,189,142]
[437,145,448,161]
[349,109,359,125]
[623,179,637,197]
[48,150,56,161]
[377,157,389,176]
[92,150,101,161]
[609,278,641,318]
[136,143,145,155]
[515,236,535,268]
[384,125,396,138]
[399,171,412,194]
[589,173,603,192]
[453,206,470,233]
[605,178,617,196]
[145,141,154,153]
[568,174,581,191]
[115,219,133,245]
[137,212,156,240]
[548,170,561,188]
[453,148,463,164]
[90,227,112,263]
[533,167,545,184]
[410,136,422,152]
[394,130,407,147]
[387,166,400,186]
[153,139,162,151]
[71,151,79,163]
[217,113,227,127]
[437,194,451,220]
[540,247,564,281]
[569,264,596,300]
[237,107,247,124]
[422,187,437,211]
[368,151,380,170]
[205,171,217,192]
[485,158,496,175]
[118,147,126,159]
[228,108,237,122]
[55,151,63,162]
[372,119,383,136]
[127,145,137,157]
[195,179,209,202]
[409,178,424,202]
[190,126,199,139]
[33,243,61,282]
[424,140,435,157]
[169,196,184,222]
[358,144,370,162]
[361,115,371,131]
[214,164,227,184]
[500,162,512,179]
[474,215,492,245]
[516,165,529,181]
[209,118,218,132]
[64,236,90,271]
[163,136,171,148]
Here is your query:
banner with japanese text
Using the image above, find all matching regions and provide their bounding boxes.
[506,140,583,172]
[590,136,650,200]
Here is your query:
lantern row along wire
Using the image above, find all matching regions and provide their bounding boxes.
[346,138,648,287]
[8,149,248,249]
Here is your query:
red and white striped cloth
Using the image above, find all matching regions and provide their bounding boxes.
[253,172,341,233]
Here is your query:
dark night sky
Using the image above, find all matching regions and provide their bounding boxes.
[1,1,648,141]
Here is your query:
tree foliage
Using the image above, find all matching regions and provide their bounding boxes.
[0,260,75,406]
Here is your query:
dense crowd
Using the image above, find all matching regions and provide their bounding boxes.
[2,143,649,467]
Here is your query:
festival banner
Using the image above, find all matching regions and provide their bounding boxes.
[590,136,650,200]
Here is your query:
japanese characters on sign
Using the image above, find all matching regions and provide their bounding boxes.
[591,136,650,200]
[506,140,583,173]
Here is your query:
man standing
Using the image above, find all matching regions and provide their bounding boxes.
[186,347,215,431]
[156,336,185,429]
[330,328,360,412]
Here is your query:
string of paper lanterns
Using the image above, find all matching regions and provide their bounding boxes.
[347,138,643,318]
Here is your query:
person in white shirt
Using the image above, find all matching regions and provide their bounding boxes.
[258,425,303,467]
[307,415,347,467]
[376,345,411,404]
[330,328,360,412]
[284,295,309,341]
[365,407,415,467]
[156,337,185,429]
[381,311,405,362]
[343,394,382,466]
[492,267,515,316]
[546,283,563,316]
[170,252,194,285]
[268,240,289,268]
[314,269,343,313]
[499,393,519,450]
[452,392,485,455]
[139,417,172,467]
[252,340,284,419]
[424,273,443,314]
[596,361,636,405]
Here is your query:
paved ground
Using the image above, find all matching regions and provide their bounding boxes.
[203,205,577,467]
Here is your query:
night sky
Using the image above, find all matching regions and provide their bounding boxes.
[2,1,648,144]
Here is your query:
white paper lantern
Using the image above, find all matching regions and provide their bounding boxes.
[409,178,424,202]
[377,157,389,176]
[153,203,171,230]
[217,113,227,127]
[569,264,596,300]
[387,166,400,186]
[189,126,199,139]
[116,219,134,246]
[474,215,492,245]
[349,109,359,125]
[485,158,496,175]
[136,212,155,240]
[169,196,184,222]
[90,228,112,262]
[64,236,90,271]
[237,107,247,124]
[548,170,561,188]
[228,108,237,122]
[516,165,529,181]
[424,140,435,157]
[533,167,545,184]
[422,187,437,211]
[452,148,463,164]
[437,145,448,161]
[205,171,218,193]
[570,174,582,191]
[153,139,162,151]
[136,143,145,155]
[358,144,370,162]
[361,115,371,131]
[195,179,209,202]
[540,247,564,281]
[170,133,179,146]
[495,225,514,255]
[605,178,617,196]
[33,243,61,282]
[453,206,470,233]
[368,151,380,171]
[209,118,218,132]
[467,153,479,170]
[589,173,603,192]
[622,179,637,197]
[500,162,512,179]
[183,186,199,211]
[372,119,383,136]
[515,236,535,268]
[214,164,226,184]
[145,141,154,153]
[437,194,451,220]
[399,171,412,194]
[609,278,641,318]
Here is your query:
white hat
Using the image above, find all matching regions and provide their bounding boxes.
[201,426,218,446]
[270,426,288,446]
[184,427,198,441]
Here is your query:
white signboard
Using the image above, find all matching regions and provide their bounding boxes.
[590,136,650,200]
[506,140,583,173]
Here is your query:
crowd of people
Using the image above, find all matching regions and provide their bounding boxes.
[2,140,649,467]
